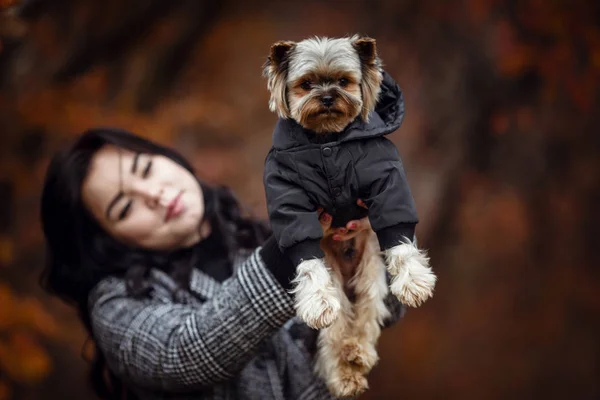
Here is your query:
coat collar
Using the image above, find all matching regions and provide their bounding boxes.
[272,70,405,150]
[148,268,220,301]
[148,250,249,301]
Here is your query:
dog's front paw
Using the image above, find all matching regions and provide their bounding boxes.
[389,275,434,307]
[386,241,437,307]
[291,258,341,329]
[299,296,340,329]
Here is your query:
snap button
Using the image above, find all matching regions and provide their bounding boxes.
[322,147,333,157]
[333,187,342,197]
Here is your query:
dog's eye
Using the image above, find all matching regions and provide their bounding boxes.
[301,80,312,90]
[339,78,349,87]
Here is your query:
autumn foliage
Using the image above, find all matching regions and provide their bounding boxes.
[0,0,598,399]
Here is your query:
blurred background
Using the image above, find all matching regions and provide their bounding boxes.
[0,0,599,399]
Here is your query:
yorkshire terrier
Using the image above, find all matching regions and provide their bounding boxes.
[262,35,437,398]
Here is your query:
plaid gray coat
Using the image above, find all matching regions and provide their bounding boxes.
[89,248,406,400]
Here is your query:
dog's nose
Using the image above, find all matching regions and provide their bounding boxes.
[321,95,334,107]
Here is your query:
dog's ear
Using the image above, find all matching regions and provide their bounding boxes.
[263,41,296,118]
[353,37,383,122]
[269,41,295,66]
[353,37,377,64]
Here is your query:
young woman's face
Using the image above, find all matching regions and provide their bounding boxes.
[82,145,205,250]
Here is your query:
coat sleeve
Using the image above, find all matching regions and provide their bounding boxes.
[357,138,419,251]
[89,250,296,392]
[263,150,325,265]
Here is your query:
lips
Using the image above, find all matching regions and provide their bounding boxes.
[165,191,184,221]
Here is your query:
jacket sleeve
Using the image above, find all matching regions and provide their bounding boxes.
[263,150,325,265]
[357,138,419,251]
[89,249,296,392]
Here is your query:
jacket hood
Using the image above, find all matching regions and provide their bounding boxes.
[272,70,405,150]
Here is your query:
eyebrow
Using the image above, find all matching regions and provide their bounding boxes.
[131,152,140,174]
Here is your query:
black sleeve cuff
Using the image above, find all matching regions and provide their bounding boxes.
[376,223,416,251]
[259,236,296,291]
[284,238,325,267]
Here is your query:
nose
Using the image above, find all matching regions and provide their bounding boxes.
[154,190,165,207]
[146,189,163,209]
[321,95,334,107]
[133,182,163,209]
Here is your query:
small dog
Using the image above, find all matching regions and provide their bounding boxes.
[262,35,437,397]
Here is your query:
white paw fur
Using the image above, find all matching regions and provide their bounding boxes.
[290,258,341,329]
[385,240,436,307]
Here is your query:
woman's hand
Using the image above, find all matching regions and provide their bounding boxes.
[318,199,370,241]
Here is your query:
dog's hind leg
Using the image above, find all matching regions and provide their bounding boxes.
[314,274,369,398]
[343,230,390,374]
[315,230,388,398]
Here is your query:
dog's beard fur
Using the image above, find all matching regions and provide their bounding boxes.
[263,35,383,133]
[289,86,363,133]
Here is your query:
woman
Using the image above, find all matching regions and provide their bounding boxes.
[40,127,405,400]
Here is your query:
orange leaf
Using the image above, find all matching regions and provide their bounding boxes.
[0,284,60,339]
[0,283,16,329]
[17,297,61,339]
[493,19,534,77]
[467,0,495,25]
[490,111,511,135]
[0,236,14,266]
[0,332,53,384]
[0,0,18,9]
[0,378,11,400]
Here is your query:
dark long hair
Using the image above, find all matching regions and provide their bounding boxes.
[39,127,270,399]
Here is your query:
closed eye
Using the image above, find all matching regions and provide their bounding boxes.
[118,199,133,220]
[142,159,152,178]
